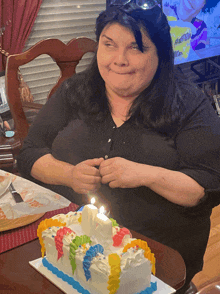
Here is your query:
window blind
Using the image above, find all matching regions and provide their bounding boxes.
[20,0,106,104]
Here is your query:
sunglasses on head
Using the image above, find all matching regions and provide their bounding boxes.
[108,0,161,10]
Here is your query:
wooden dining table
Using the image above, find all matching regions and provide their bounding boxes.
[0,221,186,294]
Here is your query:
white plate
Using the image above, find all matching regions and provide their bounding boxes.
[0,174,12,198]
[30,258,176,294]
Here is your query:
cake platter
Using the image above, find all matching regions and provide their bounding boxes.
[30,257,176,294]
[0,174,12,198]
[0,213,45,232]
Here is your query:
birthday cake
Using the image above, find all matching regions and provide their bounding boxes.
[37,204,157,294]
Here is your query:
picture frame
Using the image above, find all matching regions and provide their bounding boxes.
[0,71,10,114]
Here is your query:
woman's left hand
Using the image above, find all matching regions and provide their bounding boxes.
[99,156,205,206]
[99,157,144,188]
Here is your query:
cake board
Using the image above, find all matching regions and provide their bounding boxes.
[30,257,176,294]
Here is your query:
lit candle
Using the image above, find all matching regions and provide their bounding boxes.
[81,197,98,236]
[97,206,108,221]
[94,206,113,248]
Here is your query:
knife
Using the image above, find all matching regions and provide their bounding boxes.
[9,183,24,203]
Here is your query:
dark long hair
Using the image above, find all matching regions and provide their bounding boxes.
[66,3,200,136]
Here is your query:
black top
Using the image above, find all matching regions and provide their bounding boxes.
[17,77,220,290]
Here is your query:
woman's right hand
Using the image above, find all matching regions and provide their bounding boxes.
[70,158,104,194]
[31,154,104,195]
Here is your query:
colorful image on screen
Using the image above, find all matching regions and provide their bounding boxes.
[162,0,220,64]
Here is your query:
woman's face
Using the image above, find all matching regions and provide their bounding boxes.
[97,22,159,99]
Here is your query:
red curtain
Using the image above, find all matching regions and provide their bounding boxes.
[0,0,42,71]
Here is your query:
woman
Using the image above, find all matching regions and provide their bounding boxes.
[17,1,220,293]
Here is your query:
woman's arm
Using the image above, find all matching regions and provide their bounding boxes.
[100,95,220,208]
[17,81,74,178]
[31,154,75,187]
[99,157,204,207]
[31,154,104,194]
[144,165,205,206]
[18,77,104,195]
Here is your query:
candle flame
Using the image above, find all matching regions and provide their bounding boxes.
[100,206,105,214]
[91,197,95,205]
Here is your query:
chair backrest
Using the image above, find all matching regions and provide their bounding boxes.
[5,37,97,142]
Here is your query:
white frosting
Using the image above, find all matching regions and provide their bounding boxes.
[52,214,66,221]
[75,243,90,257]
[91,253,110,275]
[42,226,62,238]
[122,235,133,247]
[121,248,145,270]
[63,231,77,246]
[52,211,81,226]
[66,211,82,225]
[112,226,120,236]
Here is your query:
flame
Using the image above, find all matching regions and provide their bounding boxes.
[99,206,105,214]
[91,197,95,205]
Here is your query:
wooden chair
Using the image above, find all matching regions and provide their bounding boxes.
[196,278,220,293]
[1,37,97,172]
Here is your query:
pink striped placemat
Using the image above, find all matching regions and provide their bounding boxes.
[0,202,78,254]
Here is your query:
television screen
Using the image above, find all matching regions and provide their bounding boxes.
[162,0,220,65]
